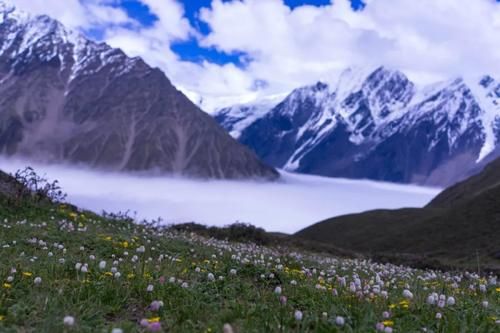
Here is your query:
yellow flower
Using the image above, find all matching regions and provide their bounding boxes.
[0,315,4,321]
[22,272,32,277]
[69,212,78,219]
[104,236,112,241]
[104,272,113,277]
[3,283,12,289]
[496,287,500,293]
[147,317,160,323]
[127,273,135,279]
[122,241,129,248]
[389,304,396,309]
[383,320,394,327]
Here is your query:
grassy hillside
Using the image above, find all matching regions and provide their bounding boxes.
[295,159,500,272]
[0,171,499,332]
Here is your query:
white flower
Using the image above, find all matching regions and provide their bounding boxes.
[294,310,303,321]
[426,295,435,305]
[6,276,13,282]
[446,296,455,306]
[146,284,154,292]
[229,269,237,275]
[207,273,215,281]
[136,246,146,253]
[382,311,391,319]
[335,316,345,326]
[482,301,489,308]
[436,312,442,320]
[63,315,75,326]
[114,272,121,279]
[75,263,82,271]
[384,327,393,333]
[274,286,282,295]
[181,282,189,288]
[34,277,42,285]
[99,261,107,270]
[479,284,487,293]
[223,323,234,333]
[81,265,88,273]
[402,289,413,300]
[111,329,123,333]
[169,277,176,283]
[290,280,297,285]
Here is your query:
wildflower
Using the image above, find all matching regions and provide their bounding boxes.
[229,269,237,275]
[436,313,442,320]
[446,296,455,306]
[114,272,121,279]
[426,295,435,305]
[294,310,303,321]
[279,296,287,305]
[402,289,413,300]
[34,277,42,285]
[382,320,394,327]
[81,266,88,273]
[482,301,489,308]
[150,301,164,311]
[181,282,189,288]
[208,273,215,281]
[75,263,82,271]
[63,316,75,326]
[22,272,32,277]
[376,323,385,331]
[147,322,162,332]
[0,315,4,321]
[384,327,393,333]
[3,283,12,289]
[322,312,328,318]
[99,261,107,270]
[146,284,154,292]
[111,329,123,333]
[335,316,345,326]
[136,246,146,253]
[274,286,282,295]
[223,323,234,333]
[382,311,391,319]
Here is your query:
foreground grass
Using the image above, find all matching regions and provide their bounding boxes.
[0,203,499,332]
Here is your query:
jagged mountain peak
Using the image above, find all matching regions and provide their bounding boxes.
[218,66,500,186]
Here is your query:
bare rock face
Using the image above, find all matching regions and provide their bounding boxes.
[0,3,278,180]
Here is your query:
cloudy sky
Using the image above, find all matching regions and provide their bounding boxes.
[9,0,500,110]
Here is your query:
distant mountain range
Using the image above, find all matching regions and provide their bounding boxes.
[0,2,278,180]
[216,67,500,186]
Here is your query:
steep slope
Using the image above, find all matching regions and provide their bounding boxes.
[0,2,278,180]
[295,157,500,270]
[225,67,500,186]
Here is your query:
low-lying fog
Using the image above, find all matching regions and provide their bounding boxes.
[0,158,441,233]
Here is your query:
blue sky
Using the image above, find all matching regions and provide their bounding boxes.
[118,0,365,67]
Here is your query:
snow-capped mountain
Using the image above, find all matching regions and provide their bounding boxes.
[218,67,500,186]
[0,2,278,180]
[214,93,287,138]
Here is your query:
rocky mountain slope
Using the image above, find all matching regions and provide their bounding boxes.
[0,2,278,180]
[295,156,500,270]
[216,67,500,186]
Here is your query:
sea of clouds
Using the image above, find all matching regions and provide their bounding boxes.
[0,157,441,233]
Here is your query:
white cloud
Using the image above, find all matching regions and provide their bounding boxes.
[7,0,500,111]
[0,157,440,233]
[200,0,500,93]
